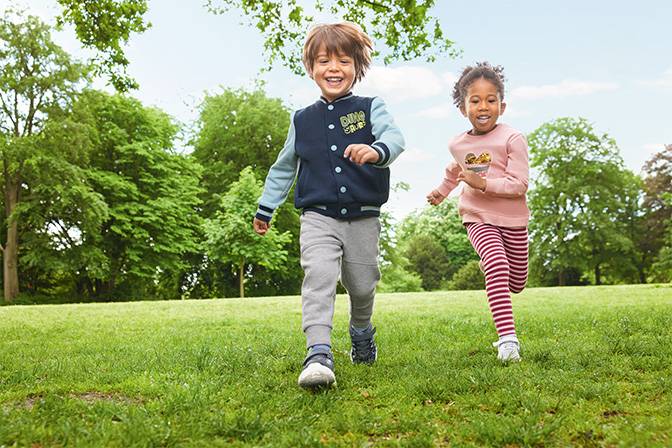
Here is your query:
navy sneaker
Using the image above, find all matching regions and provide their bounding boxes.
[297,347,336,389]
[350,325,377,364]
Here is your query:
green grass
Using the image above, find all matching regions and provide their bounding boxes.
[1,285,671,447]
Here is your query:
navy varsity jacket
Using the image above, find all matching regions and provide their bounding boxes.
[255,92,405,222]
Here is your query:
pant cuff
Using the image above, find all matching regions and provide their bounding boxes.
[305,324,332,348]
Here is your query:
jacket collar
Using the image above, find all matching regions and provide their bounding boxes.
[319,92,353,104]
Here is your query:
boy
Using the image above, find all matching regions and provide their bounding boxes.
[253,22,405,389]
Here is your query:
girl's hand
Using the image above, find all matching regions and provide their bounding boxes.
[344,144,380,165]
[457,169,487,191]
[253,217,270,236]
[426,189,446,206]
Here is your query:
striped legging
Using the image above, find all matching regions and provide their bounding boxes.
[465,222,529,337]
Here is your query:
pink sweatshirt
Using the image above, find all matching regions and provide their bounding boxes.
[436,123,529,227]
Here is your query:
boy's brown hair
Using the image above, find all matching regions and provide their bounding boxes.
[302,22,373,84]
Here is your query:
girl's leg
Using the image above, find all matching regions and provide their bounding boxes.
[500,227,529,294]
[465,222,516,337]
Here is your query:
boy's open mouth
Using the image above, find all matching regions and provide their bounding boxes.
[477,115,491,124]
[326,77,343,86]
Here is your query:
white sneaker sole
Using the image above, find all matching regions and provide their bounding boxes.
[298,363,336,389]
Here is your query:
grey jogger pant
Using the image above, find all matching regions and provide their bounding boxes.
[300,211,381,348]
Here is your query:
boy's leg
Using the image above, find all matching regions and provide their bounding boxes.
[465,222,516,338]
[341,217,380,364]
[300,212,343,349]
[501,227,529,294]
[340,217,381,329]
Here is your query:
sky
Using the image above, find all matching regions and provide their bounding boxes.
[6,0,672,220]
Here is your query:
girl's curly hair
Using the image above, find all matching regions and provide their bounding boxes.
[452,62,506,108]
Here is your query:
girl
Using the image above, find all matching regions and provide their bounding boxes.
[427,62,529,362]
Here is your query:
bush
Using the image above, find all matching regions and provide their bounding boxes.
[444,260,484,290]
[378,264,423,293]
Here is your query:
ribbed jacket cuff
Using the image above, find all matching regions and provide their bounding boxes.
[255,204,274,223]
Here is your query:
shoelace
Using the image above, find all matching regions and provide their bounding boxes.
[352,338,375,358]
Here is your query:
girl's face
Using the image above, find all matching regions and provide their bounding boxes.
[460,77,506,135]
[311,46,355,102]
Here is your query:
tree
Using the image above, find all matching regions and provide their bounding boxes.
[55,0,459,91]
[204,167,291,298]
[403,234,450,290]
[639,144,672,279]
[649,192,672,283]
[60,91,204,300]
[0,12,87,301]
[528,118,641,286]
[397,199,477,280]
[190,86,303,298]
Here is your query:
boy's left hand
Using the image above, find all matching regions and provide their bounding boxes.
[457,169,487,191]
[344,144,380,165]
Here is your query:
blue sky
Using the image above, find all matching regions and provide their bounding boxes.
[12,0,672,219]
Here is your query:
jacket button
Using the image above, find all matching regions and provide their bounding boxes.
[328,124,335,129]
[334,167,342,173]
[328,105,334,110]
[340,186,347,193]
[330,145,337,151]
[340,208,347,215]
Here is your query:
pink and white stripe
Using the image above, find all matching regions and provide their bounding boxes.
[465,222,529,337]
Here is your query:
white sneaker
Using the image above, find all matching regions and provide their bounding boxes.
[492,335,521,362]
[297,351,336,389]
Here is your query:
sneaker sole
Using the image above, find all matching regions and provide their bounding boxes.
[298,363,336,389]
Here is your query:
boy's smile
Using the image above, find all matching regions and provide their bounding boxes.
[461,78,506,135]
[312,49,355,102]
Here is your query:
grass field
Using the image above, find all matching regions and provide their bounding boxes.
[1,284,671,447]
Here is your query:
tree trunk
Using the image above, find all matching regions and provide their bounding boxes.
[595,264,601,286]
[239,261,245,298]
[3,180,20,302]
[558,269,565,286]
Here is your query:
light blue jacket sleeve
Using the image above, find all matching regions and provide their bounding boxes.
[369,97,405,168]
[256,112,298,222]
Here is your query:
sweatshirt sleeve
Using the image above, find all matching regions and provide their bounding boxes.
[483,133,529,198]
[436,161,461,197]
[369,97,405,168]
[255,112,299,223]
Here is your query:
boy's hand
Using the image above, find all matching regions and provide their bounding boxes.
[457,169,486,191]
[426,189,446,206]
[344,144,380,165]
[253,217,270,236]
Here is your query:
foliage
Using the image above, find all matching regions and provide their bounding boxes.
[56,90,204,300]
[649,192,672,283]
[0,11,89,301]
[54,1,458,91]
[528,118,642,286]
[403,234,451,290]
[397,199,477,284]
[640,144,672,279]
[444,260,484,290]
[204,167,292,297]
[377,262,423,293]
[56,0,149,91]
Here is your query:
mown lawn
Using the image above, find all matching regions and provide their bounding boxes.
[1,284,671,447]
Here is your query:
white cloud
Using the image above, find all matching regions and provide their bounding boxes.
[511,79,619,100]
[415,102,455,119]
[399,147,434,163]
[638,67,672,89]
[358,66,453,102]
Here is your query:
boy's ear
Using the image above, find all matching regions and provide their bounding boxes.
[459,104,467,117]
[500,102,507,115]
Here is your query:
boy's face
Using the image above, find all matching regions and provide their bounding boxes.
[311,47,355,102]
[460,77,506,135]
